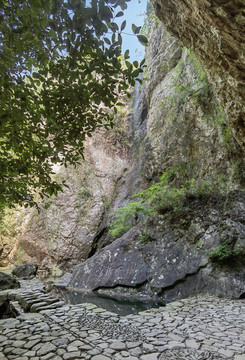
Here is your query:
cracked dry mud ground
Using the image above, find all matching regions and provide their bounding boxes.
[0,279,244,360]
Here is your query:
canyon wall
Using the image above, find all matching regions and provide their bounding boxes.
[68,17,245,301]
[152,0,245,150]
[1,6,244,301]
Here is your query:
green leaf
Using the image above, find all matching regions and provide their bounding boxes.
[120,20,126,32]
[132,69,140,77]
[137,35,148,46]
[104,37,111,45]
[120,2,127,10]
[124,49,130,59]
[132,24,141,35]
[118,34,122,46]
[125,60,133,72]
[109,22,119,32]
[112,32,116,44]
[0,0,139,208]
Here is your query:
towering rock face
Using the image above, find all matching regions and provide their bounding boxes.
[1,7,244,302]
[68,20,245,301]
[15,126,132,271]
[135,19,243,182]
[151,0,245,151]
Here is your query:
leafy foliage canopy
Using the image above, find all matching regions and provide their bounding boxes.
[0,0,145,208]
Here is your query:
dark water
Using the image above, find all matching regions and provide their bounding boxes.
[55,287,164,316]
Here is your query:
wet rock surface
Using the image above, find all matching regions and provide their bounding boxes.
[0,279,245,359]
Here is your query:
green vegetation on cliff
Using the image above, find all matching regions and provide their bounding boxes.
[163,49,233,148]
[109,164,229,238]
[208,239,245,264]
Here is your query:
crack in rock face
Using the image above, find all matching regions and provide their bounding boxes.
[160,348,228,359]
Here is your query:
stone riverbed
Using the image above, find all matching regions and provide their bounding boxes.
[0,278,244,360]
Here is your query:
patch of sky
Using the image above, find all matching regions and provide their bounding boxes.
[116,0,147,60]
[85,0,147,61]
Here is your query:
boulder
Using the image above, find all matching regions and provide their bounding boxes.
[68,192,245,302]
[0,272,20,290]
[12,263,38,279]
[68,225,207,296]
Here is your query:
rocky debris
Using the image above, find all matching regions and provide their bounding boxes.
[45,280,55,293]
[0,279,245,359]
[0,272,20,290]
[12,263,38,279]
[78,312,142,341]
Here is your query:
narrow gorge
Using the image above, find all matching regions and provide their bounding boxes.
[1,1,244,304]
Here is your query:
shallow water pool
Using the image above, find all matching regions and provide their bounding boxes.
[55,287,165,316]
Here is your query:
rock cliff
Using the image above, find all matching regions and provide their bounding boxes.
[68,17,245,301]
[152,0,245,150]
[1,4,244,302]
[12,123,132,271]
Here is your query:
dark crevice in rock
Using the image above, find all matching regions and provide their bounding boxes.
[239,292,245,299]
[156,3,161,11]
[157,264,208,297]
[139,105,148,125]
[88,227,108,258]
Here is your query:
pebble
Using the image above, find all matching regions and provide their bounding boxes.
[0,278,244,359]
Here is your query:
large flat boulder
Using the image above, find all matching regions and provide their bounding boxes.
[68,192,245,302]
[68,225,208,298]
[12,263,38,279]
[0,272,20,290]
